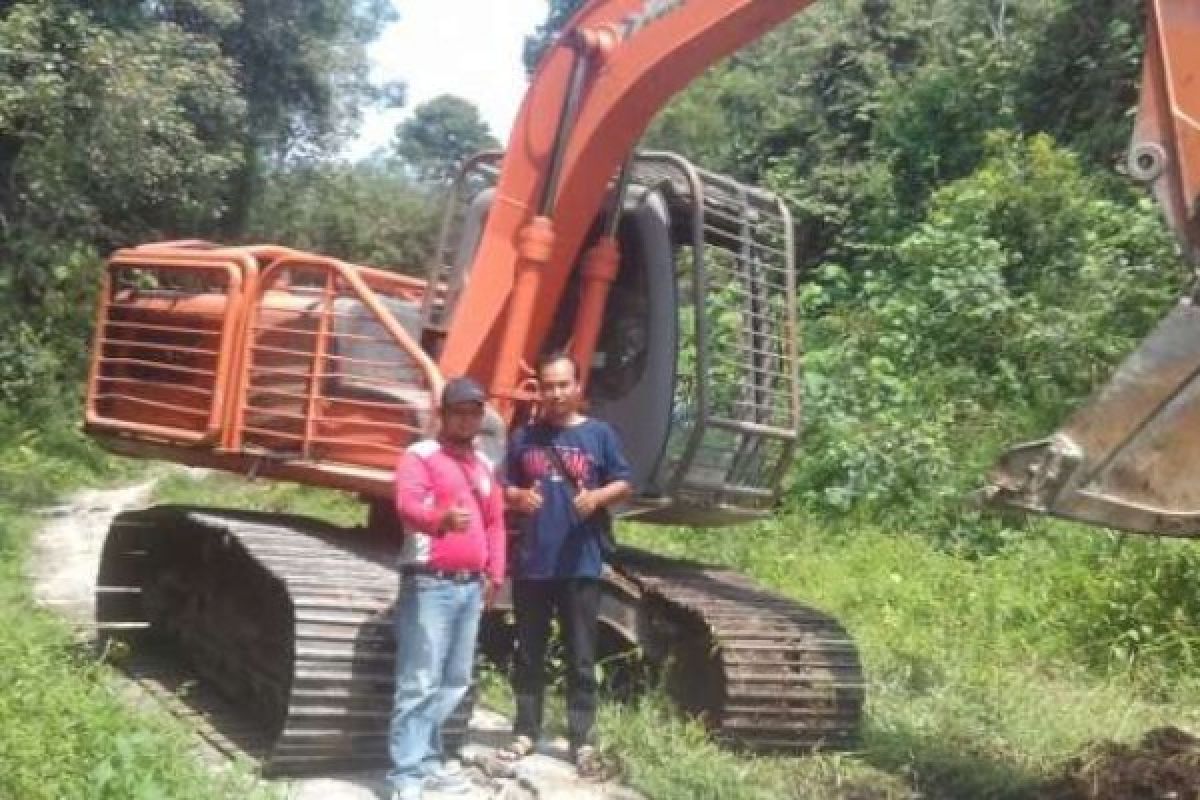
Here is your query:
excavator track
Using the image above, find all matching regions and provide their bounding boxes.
[98,507,862,774]
[612,549,864,752]
[96,506,471,776]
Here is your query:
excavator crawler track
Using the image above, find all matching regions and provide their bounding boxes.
[98,507,862,774]
[613,549,864,752]
[96,506,472,775]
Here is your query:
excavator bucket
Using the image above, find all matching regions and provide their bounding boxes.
[985,293,1200,535]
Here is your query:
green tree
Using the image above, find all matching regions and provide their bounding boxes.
[794,134,1181,543]
[247,160,439,273]
[0,0,246,408]
[0,2,245,252]
[393,94,498,186]
[1016,0,1146,168]
[143,0,397,231]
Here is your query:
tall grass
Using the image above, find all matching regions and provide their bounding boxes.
[152,470,365,527]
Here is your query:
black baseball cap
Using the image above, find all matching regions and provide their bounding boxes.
[441,376,487,407]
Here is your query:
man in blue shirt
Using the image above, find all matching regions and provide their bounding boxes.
[502,352,633,778]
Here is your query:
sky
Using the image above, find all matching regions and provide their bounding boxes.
[349,0,547,160]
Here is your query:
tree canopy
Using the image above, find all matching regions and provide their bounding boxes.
[392,94,498,186]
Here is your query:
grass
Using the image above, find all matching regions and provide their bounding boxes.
[0,425,275,800]
[152,470,366,527]
[608,518,1200,799]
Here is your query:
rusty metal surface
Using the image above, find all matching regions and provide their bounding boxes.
[614,549,864,752]
[986,295,1200,535]
[95,506,471,775]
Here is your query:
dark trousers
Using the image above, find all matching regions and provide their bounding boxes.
[511,578,600,750]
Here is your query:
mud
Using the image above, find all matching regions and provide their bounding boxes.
[1039,726,1200,800]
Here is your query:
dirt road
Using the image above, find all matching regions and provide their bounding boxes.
[30,481,642,800]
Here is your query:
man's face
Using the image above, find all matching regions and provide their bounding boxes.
[538,358,580,421]
[441,402,485,443]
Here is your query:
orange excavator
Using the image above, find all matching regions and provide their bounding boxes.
[81,0,1200,777]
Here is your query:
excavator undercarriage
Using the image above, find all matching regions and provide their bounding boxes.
[96,506,863,774]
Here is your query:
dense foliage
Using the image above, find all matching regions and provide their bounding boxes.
[632,0,1188,547]
[246,159,439,269]
[392,94,499,185]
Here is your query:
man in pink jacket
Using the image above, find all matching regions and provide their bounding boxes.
[387,377,505,800]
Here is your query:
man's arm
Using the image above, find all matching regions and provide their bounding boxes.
[505,484,543,513]
[574,479,631,518]
[592,479,633,508]
[483,464,507,588]
[574,423,634,517]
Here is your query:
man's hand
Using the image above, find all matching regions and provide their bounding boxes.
[574,488,601,518]
[439,503,470,533]
[483,577,499,610]
[509,486,543,514]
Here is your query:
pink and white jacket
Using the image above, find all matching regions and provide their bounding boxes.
[394,439,505,586]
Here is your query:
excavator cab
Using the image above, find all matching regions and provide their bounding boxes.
[426,151,801,526]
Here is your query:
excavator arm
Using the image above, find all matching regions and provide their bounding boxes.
[1130,0,1200,263]
[986,0,1200,535]
[437,0,818,399]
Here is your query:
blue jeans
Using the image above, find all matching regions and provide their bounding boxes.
[387,573,482,792]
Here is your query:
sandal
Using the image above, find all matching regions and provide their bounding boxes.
[495,734,535,762]
[574,745,610,782]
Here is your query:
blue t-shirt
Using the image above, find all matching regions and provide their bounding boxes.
[505,419,633,579]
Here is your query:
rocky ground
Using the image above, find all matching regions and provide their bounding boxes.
[30,482,642,800]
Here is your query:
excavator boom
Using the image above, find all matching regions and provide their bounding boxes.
[437,0,817,396]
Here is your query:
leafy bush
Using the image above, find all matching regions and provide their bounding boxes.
[792,134,1182,544]
[1049,534,1200,676]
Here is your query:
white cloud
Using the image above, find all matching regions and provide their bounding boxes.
[350,0,547,160]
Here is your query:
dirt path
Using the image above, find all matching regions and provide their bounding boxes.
[30,482,642,800]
